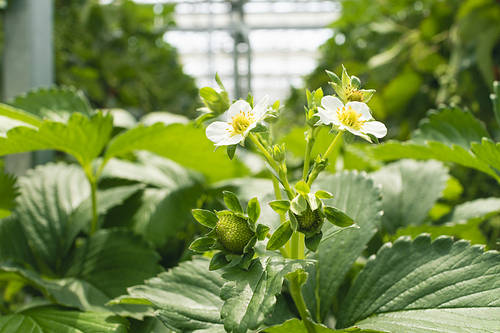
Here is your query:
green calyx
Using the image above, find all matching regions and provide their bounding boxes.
[294,206,324,236]
[215,211,255,254]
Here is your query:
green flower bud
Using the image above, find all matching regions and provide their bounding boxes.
[215,211,255,254]
[293,206,324,236]
[272,144,286,162]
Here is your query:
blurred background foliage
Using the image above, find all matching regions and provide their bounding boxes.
[286,0,500,140]
[54,0,199,117]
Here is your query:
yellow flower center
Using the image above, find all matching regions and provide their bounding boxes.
[229,111,253,136]
[337,106,364,130]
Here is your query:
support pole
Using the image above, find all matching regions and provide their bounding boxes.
[2,0,54,175]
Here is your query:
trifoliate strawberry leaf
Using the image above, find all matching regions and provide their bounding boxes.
[0,306,128,333]
[337,235,500,332]
[110,257,227,333]
[220,256,310,333]
[446,197,500,223]
[370,108,499,181]
[264,318,383,332]
[370,160,449,233]
[103,123,249,182]
[0,112,113,168]
[9,86,93,120]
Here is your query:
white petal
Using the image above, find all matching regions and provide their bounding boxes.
[346,101,373,121]
[316,107,340,126]
[362,121,387,138]
[346,126,371,142]
[206,121,232,143]
[215,134,244,146]
[226,100,252,120]
[252,95,269,120]
[321,96,344,112]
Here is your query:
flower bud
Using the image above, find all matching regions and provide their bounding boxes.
[272,144,286,163]
[215,211,255,254]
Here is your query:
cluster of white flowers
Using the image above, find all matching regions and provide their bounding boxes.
[206,94,386,146]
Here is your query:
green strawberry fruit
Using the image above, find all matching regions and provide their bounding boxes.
[215,211,255,254]
[294,207,324,236]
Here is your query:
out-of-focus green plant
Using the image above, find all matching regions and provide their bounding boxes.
[287,0,500,139]
[54,0,199,116]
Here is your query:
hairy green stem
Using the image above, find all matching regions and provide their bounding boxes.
[249,133,294,199]
[323,130,343,161]
[302,128,315,181]
[291,232,299,259]
[84,165,99,235]
[288,274,316,333]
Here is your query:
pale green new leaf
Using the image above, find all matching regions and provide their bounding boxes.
[104,123,249,182]
[337,235,500,332]
[111,257,226,333]
[370,160,449,233]
[0,112,113,167]
[306,171,382,321]
[9,86,93,120]
[0,306,128,333]
[220,257,309,333]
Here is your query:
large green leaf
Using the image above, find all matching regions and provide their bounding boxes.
[370,108,498,180]
[337,235,500,332]
[103,123,249,182]
[370,160,449,233]
[220,257,308,333]
[9,86,93,120]
[0,171,18,219]
[306,171,383,321]
[0,103,42,128]
[0,229,161,316]
[111,257,226,333]
[15,163,90,272]
[0,217,35,267]
[101,153,204,248]
[0,112,113,168]
[0,306,128,333]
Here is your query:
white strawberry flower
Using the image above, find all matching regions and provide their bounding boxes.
[206,96,269,146]
[316,96,387,141]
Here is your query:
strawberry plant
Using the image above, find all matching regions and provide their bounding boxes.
[0,67,499,332]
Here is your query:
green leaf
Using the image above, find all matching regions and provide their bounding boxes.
[220,257,308,333]
[227,144,237,160]
[295,180,310,195]
[0,306,128,333]
[264,318,382,332]
[324,206,355,227]
[0,112,113,168]
[446,197,500,223]
[0,103,42,129]
[192,209,218,229]
[315,190,333,199]
[0,171,18,219]
[247,197,260,223]
[306,171,382,321]
[104,123,249,182]
[267,221,293,250]
[256,224,270,241]
[304,231,322,252]
[337,235,500,331]
[223,190,243,213]
[269,200,291,215]
[0,216,36,267]
[210,252,230,271]
[111,257,227,333]
[14,163,90,272]
[370,160,449,233]
[370,108,499,181]
[412,108,489,148]
[189,236,216,252]
[9,86,93,120]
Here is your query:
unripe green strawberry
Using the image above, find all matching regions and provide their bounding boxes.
[215,211,255,254]
[294,207,323,236]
